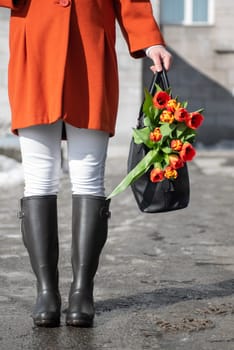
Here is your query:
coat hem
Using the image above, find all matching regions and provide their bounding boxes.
[11,117,115,138]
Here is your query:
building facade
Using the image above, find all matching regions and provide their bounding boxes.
[156,0,234,145]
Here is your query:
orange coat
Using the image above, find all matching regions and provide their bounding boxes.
[1,0,164,136]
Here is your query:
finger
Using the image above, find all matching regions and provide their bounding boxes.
[150,65,158,74]
[148,48,172,72]
[162,53,173,71]
[151,58,163,72]
[155,64,163,72]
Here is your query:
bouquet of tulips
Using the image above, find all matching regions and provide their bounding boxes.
[108,84,204,199]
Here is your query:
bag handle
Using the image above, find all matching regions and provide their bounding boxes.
[137,67,170,128]
[149,67,170,95]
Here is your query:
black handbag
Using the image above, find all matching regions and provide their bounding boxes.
[127,69,190,213]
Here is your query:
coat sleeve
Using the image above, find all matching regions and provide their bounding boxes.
[114,0,165,58]
[0,0,24,10]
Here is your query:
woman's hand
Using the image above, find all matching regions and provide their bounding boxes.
[146,45,173,72]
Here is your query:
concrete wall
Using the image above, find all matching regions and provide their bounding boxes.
[156,0,234,145]
[111,25,142,148]
[0,8,11,136]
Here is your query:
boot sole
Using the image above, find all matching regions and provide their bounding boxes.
[66,318,93,328]
[34,319,60,328]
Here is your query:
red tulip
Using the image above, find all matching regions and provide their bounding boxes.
[186,112,204,129]
[174,108,189,122]
[180,142,196,162]
[153,91,170,109]
[150,168,164,183]
[169,154,185,169]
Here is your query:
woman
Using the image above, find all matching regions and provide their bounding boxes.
[0,0,172,327]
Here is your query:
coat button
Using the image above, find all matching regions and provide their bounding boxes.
[59,0,71,7]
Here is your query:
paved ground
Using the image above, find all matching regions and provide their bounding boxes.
[0,147,234,350]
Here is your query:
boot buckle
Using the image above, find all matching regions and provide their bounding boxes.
[100,208,111,219]
[17,210,24,219]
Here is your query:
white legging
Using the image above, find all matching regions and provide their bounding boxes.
[18,120,109,197]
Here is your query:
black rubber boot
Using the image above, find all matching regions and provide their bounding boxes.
[66,195,111,327]
[19,195,61,327]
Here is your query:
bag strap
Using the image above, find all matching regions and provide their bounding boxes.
[137,68,170,128]
[149,68,170,95]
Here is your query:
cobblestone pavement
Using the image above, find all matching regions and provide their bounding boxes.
[0,148,234,350]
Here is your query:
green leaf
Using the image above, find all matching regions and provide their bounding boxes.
[154,151,169,168]
[107,149,159,199]
[161,146,172,154]
[153,108,162,123]
[181,101,188,108]
[155,83,163,92]
[195,108,204,113]
[154,161,162,169]
[166,87,172,96]
[143,89,154,118]
[160,123,176,138]
[175,123,187,138]
[132,127,152,148]
[182,129,196,143]
[164,153,170,166]
[183,134,196,143]
[143,116,152,128]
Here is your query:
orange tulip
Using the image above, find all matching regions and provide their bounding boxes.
[160,110,174,124]
[166,99,181,112]
[149,127,162,142]
[164,166,178,180]
[170,139,183,151]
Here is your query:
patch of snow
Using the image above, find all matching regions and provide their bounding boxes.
[0,155,23,188]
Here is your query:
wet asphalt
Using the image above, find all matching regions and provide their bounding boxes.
[0,146,234,350]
